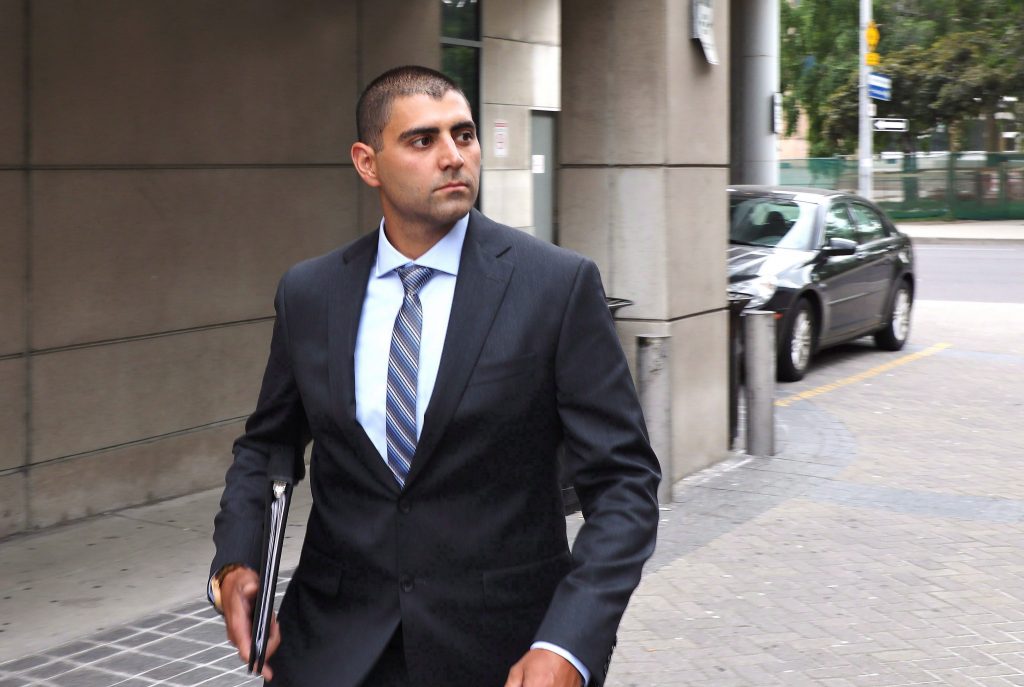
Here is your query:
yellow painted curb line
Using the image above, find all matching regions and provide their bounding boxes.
[775,342,953,407]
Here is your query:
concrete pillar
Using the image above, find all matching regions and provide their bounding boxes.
[730,0,779,185]
[560,0,730,481]
[637,336,673,503]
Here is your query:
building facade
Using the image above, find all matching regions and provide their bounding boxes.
[0,0,733,537]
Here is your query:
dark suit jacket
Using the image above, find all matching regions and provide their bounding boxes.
[211,209,661,687]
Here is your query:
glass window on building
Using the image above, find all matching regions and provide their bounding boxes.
[442,0,479,40]
[441,0,480,124]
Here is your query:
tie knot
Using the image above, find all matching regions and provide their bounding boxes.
[396,264,434,297]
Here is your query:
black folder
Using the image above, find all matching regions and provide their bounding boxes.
[248,455,295,676]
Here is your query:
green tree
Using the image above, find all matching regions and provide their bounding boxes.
[929,30,1024,150]
[782,0,1024,156]
[823,42,939,155]
[780,0,859,157]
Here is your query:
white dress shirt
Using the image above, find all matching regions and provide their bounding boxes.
[352,213,590,685]
[354,215,466,460]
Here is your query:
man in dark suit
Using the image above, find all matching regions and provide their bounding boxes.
[209,65,660,687]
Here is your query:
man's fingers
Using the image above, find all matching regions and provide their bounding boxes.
[260,612,282,681]
[219,570,282,681]
[503,658,525,687]
[265,613,282,659]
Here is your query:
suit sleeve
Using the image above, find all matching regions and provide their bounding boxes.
[535,258,661,684]
[210,273,311,577]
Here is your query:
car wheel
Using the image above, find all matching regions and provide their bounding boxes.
[874,281,912,351]
[778,299,816,382]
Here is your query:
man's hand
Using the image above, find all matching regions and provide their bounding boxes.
[504,648,584,687]
[220,567,282,681]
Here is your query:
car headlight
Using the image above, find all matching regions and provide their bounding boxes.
[731,275,778,309]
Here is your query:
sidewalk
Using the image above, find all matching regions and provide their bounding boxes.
[895,219,1024,242]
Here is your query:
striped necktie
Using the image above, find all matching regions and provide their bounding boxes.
[385,264,435,486]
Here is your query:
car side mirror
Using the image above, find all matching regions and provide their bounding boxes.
[822,237,857,257]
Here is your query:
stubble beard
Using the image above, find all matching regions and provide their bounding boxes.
[382,171,479,236]
[427,180,478,228]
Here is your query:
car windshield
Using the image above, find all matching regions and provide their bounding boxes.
[729,196,818,250]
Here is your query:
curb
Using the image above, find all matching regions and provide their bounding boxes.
[905,236,1024,244]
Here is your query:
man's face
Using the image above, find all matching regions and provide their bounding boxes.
[372,90,480,232]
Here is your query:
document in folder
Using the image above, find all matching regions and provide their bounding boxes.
[248,475,293,675]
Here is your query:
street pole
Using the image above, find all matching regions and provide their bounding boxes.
[858,0,873,199]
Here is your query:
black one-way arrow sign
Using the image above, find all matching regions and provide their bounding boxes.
[873,118,909,132]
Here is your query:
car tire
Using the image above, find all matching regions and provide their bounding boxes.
[778,298,816,382]
[874,281,912,351]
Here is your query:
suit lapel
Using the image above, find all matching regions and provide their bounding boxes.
[327,230,403,492]
[405,212,514,488]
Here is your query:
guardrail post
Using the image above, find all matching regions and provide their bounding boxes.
[743,310,776,457]
[637,335,672,504]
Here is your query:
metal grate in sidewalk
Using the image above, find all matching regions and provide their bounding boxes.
[0,577,292,687]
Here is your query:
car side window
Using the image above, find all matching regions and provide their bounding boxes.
[848,202,889,243]
[824,203,855,242]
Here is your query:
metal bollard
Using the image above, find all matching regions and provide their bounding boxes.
[637,335,673,504]
[743,310,776,457]
[727,295,752,448]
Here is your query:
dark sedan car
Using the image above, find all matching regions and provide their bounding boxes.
[728,186,915,381]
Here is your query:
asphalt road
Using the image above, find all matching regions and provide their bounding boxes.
[913,240,1024,303]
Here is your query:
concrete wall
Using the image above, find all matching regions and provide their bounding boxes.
[561,0,731,481]
[2,0,732,536]
[1,0,438,537]
[479,0,560,233]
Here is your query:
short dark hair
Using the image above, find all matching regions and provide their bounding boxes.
[356,65,467,151]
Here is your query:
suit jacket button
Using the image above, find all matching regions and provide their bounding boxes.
[400,575,414,593]
[398,499,411,514]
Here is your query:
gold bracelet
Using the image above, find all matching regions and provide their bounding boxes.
[210,563,246,614]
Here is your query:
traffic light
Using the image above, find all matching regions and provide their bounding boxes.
[866,20,880,66]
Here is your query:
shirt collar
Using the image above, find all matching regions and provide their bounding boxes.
[374,213,469,279]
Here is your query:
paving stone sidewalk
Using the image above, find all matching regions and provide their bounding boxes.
[608,392,1024,687]
[4,394,1024,686]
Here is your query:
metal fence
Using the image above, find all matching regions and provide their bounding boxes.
[779,152,1024,220]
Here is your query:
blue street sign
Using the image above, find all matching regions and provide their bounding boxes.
[868,72,892,102]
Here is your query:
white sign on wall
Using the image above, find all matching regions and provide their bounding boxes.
[531,154,545,174]
[691,0,719,65]
[494,120,508,158]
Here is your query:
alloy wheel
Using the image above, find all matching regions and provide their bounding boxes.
[892,288,911,342]
[790,309,812,372]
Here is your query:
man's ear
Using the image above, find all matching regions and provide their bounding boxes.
[351,142,381,188]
